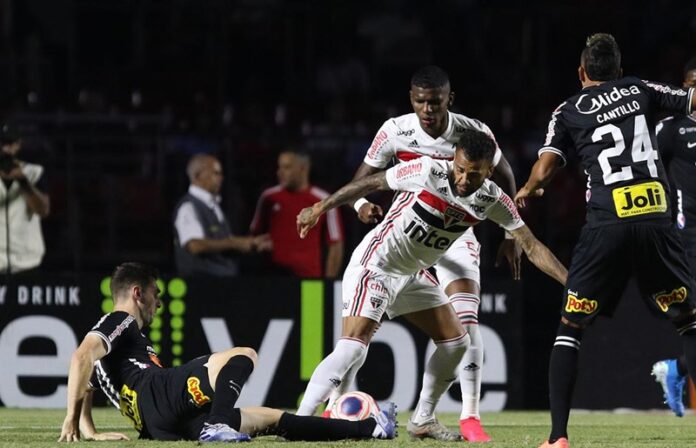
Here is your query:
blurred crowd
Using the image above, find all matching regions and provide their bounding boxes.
[1,0,694,275]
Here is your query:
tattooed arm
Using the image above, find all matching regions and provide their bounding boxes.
[509,225,567,285]
[297,172,389,238]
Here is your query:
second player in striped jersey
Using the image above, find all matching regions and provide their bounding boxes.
[349,65,521,441]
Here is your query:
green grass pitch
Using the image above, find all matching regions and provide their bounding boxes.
[1,408,696,447]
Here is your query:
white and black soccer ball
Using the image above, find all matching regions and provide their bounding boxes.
[329,391,379,421]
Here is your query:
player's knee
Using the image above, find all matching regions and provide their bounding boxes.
[554,319,585,351]
[225,347,258,367]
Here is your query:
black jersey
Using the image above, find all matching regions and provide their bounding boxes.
[541,76,694,227]
[657,115,696,235]
[87,311,163,412]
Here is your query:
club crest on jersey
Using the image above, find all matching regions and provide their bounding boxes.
[443,206,467,228]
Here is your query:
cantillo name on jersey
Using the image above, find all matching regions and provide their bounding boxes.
[351,157,524,276]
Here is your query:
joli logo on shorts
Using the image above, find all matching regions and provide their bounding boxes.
[655,287,688,312]
[612,181,666,218]
[565,295,598,314]
[187,376,211,407]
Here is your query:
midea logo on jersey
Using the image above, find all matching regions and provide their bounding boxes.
[574,85,641,114]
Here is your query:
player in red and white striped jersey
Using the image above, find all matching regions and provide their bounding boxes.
[350,66,521,440]
[296,129,566,440]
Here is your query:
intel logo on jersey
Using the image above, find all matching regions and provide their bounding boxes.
[575,85,640,114]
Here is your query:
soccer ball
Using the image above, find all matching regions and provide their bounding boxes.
[329,391,379,421]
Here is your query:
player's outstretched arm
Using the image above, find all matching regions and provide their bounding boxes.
[509,225,567,286]
[297,172,390,238]
[515,152,562,207]
[59,335,107,443]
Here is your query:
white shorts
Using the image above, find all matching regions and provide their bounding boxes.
[434,228,481,289]
[341,262,449,322]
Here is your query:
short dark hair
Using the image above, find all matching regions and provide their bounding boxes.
[581,33,621,81]
[411,65,450,89]
[456,129,496,162]
[684,56,696,79]
[110,262,159,300]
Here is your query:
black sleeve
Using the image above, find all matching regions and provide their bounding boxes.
[640,79,694,116]
[538,102,572,166]
[87,312,138,354]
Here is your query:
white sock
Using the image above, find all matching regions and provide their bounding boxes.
[327,344,369,410]
[411,333,470,424]
[296,338,366,416]
[450,292,483,420]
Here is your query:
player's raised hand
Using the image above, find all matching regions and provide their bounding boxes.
[495,239,523,280]
[358,202,383,224]
[58,417,80,442]
[297,204,322,239]
[514,185,544,208]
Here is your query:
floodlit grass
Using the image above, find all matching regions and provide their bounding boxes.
[1,408,695,447]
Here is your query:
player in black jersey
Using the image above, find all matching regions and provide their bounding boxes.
[515,34,696,448]
[58,262,396,443]
[650,57,696,417]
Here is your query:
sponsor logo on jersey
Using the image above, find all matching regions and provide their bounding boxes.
[395,161,422,179]
[367,130,388,159]
[611,181,666,218]
[404,220,453,249]
[187,376,211,407]
[655,287,688,312]
[431,169,448,180]
[108,315,135,342]
[475,193,494,202]
[678,128,696,135]
[644,81,687,96]
[565,294,598,314]
[408,139,419,148]
[119,384,143,430]
[397,128,416,137]
[575,85,641,114]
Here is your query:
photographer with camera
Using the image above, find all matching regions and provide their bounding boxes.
[0,123,50,275]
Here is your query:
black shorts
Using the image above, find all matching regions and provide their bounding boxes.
[562,223,696,326]
[136,355,241,440]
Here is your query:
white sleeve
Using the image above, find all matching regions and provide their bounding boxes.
[364,120,397,168]
[487,192,525,231]
[385,157,432,192]
[175,202,205,247]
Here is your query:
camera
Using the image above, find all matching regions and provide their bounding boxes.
[0,152,16,173]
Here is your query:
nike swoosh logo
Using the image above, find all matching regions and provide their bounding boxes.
[688,142,696,148]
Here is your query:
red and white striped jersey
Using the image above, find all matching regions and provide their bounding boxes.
[351,157,524,276]
[364,111,502,168]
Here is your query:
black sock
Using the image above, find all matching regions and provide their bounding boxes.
[548,322,583,443]
[207,355,255,425]
[276,412,376,441]
[677,354,689,377]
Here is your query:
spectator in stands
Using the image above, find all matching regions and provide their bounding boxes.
[0,123,50,275]
[174,154,270,277]
[250,150,344,278]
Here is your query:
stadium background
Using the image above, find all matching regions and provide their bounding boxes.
[0,0,693,411]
